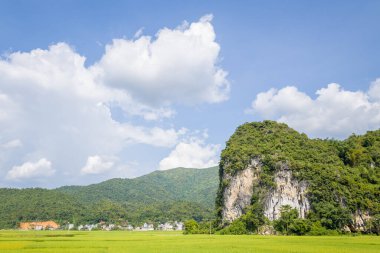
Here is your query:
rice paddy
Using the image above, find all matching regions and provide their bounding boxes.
[0,230,379,253]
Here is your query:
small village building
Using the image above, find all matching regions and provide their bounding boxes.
[141,223,154,231]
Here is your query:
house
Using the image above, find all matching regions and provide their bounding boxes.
[174,221,184,231]
[158,222,174,231]
[141,223,154,231]
[19,221,59,230]
[77,224,98,231]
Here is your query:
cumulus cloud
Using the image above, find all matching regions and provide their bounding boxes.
[81,155,116,175]
[248,81,380,138]
[94,14,229,105]
[6,158,54,180]
[369,78,380,101]
[159,137,220,170]
[0,14,228,186]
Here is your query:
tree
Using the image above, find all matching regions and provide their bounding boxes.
[219,220,248,235]
[273,205,299,235]
[184,219,199,234]
[288,219,311,235]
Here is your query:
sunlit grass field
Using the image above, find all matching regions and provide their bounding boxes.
[0,230,379,253]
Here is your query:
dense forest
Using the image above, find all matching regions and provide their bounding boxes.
[212,121,380,235]
[0,167,218,229]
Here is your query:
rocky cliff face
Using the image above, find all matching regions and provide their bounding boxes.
[263,164,310,220]
[351,210,371,232]
[221,159,261,222]
[221,159,310,223]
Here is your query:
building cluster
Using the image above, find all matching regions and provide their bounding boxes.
[19,220,184,231]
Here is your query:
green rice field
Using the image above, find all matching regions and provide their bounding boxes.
[0,230,379,253]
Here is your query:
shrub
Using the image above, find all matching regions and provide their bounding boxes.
[218,220,248,235]
[183,219,199,234]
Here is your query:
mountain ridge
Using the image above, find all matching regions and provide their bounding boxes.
[0,166,219,228]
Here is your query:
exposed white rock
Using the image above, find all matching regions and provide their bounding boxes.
[221,159,261,222]
[351,210,371,232]
[221,159,310,223]
[264,164,310,220]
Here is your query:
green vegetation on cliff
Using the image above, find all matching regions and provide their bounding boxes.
[217,121,380,234]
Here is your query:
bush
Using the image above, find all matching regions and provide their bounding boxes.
[288,219,311,235]
[307,221,339,236]
[218,220,248,235]
[183,219,199,234]
[273,205,299,235]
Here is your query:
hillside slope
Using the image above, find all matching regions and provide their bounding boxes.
[56,166,218,207]
[0,188,86,228]
[217,121,380,234]
[0,167,219,228]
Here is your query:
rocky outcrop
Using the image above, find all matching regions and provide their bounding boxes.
[350,210,371,232]
[264,164,310,220]
[221,159,261,222]
[221,160,310,223]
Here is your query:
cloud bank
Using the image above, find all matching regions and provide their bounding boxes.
[248,79,380,138]
[0,15,226,187]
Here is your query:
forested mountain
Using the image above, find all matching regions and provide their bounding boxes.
[0,167,218,229]
[56,166,218,207]
[216,121,380,235]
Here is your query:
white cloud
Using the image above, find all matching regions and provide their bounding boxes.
[94,14,229,106]
[369,78,380,101]
[1,139,22,149]
[0,42,186,186]
[159,137,220,170]
[0,15,228,186]
[119,125,186,147]
[248,81,380,138]
[134,27,144,38]
[81,155,115,175]
[6,158,54,180]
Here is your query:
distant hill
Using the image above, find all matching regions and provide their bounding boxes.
[0,166,219,228]
[0,188,86,228]
[56,166,218,207]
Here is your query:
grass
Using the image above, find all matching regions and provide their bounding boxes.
[0,230,379,253]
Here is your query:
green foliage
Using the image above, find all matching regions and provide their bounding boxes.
[368,214,380,235]
[184,219,199,234]
[184,219,216,234]
[308,221,339,236]
[288,219,312,235]
[309,202,351,230]
[272,206,312,235]
[0,167,218,229]
[273,205,299,235]
[218,220,248,235]
[217,121,380,233]
[239,196,266,233]
[57,166,219,208]
[0,188,86,229]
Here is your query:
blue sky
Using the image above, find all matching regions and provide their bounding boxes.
[1,0,380,187]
